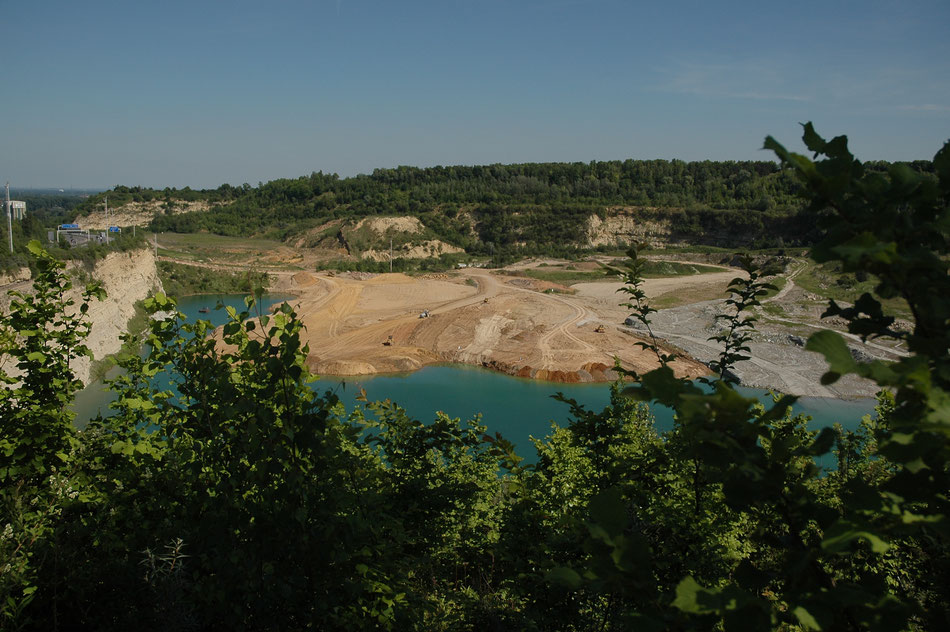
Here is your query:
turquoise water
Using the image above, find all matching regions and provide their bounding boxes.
[71,293,292,424]
[318,364,876,457]
[74,294,878,462]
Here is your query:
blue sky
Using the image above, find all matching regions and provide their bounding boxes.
[3,0,948,188]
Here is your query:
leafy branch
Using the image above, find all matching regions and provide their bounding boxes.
[706,256,776,384]
[608,245,675,371]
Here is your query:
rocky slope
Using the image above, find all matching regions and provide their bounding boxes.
[68,249,163,384]
[0,268,31,286]
[79,200,220,229]
[585,209,675,248]
[1,248,163,386]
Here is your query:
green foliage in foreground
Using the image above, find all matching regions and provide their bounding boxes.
[1,126,948,630]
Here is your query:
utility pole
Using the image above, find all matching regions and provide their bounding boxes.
[104,196,109,245]
[390,237,393,273]
[5,182,12,254]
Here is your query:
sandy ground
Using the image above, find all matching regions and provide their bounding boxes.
[270,268,712,383]
[184,253,901,397]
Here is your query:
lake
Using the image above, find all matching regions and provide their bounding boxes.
[74,294,878,462]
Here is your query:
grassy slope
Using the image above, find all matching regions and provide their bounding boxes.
[793,261,912,320]
[514,260,724,286]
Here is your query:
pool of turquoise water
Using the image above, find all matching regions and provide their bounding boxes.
[73,294,877,463]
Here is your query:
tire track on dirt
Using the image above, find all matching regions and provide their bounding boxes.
[492,275,597,367]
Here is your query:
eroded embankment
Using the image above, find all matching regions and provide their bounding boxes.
[0,248,163,386]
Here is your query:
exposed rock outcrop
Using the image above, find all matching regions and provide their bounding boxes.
[586,209,675,248]
[361,240,464,261]
[0,267,30,286]
[80,200,221,229]
[68,249,163,384]
[354,216,425,235]
[1,248,163,386]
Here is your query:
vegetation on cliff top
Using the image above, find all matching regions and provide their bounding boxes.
[72,158,907,256]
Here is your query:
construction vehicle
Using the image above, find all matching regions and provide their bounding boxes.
[594,325,606,333]
[419,310,430,319]
[383,335,394,346]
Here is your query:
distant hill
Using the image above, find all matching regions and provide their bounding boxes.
[68,158,933,257]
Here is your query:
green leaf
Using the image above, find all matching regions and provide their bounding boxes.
[763,136,789,160]
[925,387,950,430]
[672,576,714,614]
[26,240,44,256]
[673,576,761,618]
[806,330,858,382]
[808,427,836,456]
[547,567,583,589]
[587,487,626,539]
[822,520,890,554]
[832,232,897,265]
[793,605,823,631]
[801,122,826,154]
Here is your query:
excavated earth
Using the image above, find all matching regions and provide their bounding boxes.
[269,266,730,384]
[266,260,897,397]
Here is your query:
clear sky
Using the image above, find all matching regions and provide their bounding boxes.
[3,0,949,189]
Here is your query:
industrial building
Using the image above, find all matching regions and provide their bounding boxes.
[48,224,121,247]
[8,200,26,220]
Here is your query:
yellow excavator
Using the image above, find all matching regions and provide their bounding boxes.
[383,335,394,346]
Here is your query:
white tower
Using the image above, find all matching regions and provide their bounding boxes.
[5,182,12,254]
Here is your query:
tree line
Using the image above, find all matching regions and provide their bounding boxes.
[68,157,933,258]
[70,158,869,254]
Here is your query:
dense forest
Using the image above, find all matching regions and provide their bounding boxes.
[2,129,948,630]
[69,159,858,254]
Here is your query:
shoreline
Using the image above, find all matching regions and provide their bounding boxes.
[316,357,879,402]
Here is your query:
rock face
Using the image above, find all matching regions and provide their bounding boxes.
[80,200,221,229]
[1,249,163,387]
[354,216,425,234]
[585,209,675,248]
[361,240,464,261]
[585,207,767,249]
[0,268,30,286]
[67,249,163,384]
